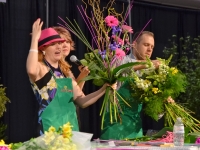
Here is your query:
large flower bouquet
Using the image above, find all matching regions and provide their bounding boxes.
[59,0,144,128]
[129,55,200,132]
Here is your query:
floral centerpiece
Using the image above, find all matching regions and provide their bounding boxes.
[9,122,77,150]
[129,55,200,132]
[59,0,145,128]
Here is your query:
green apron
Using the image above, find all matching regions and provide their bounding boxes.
[40,70,79,132]
[100,80,143,140]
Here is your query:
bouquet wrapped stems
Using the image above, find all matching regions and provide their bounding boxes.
[100,86,131,129]
[164,102,200,132]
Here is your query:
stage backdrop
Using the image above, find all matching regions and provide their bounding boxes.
[0,0,200,143]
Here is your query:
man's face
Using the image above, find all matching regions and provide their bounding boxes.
[133,34,154,60]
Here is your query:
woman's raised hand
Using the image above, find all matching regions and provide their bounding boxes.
[31,18,43,42]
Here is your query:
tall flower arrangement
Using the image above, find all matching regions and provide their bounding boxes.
[59,0,144,128]
[129,55,200,132]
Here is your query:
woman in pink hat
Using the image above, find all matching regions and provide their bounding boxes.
[26,18,116,136]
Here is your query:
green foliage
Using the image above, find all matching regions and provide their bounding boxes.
[0,122,7,140]
[0,83,10,140]
[163,35,200,120]
[0,85,10,117]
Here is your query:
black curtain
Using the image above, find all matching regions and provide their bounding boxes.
[0,0,200,143]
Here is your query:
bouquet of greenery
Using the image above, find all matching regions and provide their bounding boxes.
[129,55,200,132]
[59,0,144,128]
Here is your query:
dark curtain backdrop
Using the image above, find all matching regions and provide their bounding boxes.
[0,0,200,143]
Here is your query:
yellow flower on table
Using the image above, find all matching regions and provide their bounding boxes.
[48,126,56,132]
[0,139,5,145]
[62,122,73,139]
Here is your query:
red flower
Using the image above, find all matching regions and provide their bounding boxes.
[121,25,133,33]
[105,16,119,27]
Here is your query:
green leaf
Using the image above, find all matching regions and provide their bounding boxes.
[93,79,105,86]
[80,59,88,66]
[113,62,146,77]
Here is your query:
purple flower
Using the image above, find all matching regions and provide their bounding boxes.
[109,42,118,51]
[99,50,106,59]
[111,26,121,35]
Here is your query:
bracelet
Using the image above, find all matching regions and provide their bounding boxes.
[29,49,38,53]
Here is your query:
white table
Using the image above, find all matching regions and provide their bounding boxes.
[90,142,200,150]
[91,146,199,150]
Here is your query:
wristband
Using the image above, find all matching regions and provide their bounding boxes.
[29,49,38,53]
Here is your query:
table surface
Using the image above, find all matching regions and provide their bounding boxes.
[90,142,200,150]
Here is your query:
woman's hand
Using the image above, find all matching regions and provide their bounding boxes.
[78,66,90,77]
[31,18,43,42]
[103,82,117,90]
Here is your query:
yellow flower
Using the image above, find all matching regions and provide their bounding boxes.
[59,122,73,139]
[172,69,178,74]
[48,126,56,132]
[63,132,72,139]
[170,67,178,75]
[0,139,5,145]
[43,131,56,145]
[8,144,12,148]
[152,87,159,94]
[62,137,70,143]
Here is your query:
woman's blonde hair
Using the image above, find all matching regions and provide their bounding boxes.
[38,51,71,77]
[53,26,75,51]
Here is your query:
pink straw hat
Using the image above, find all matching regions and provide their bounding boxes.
[38,28,65,50]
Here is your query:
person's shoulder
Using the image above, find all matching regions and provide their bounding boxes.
[121,55,137,64]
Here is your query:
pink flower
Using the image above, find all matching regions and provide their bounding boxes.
[0,146,10,150]
[115,48,125,59]
[111,35,124,45]
[121,25,133,33]
[105,16,119,27]
[195,137,200,144]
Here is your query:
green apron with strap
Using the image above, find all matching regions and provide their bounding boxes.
[40,69,79,132]
[100,80,143,140]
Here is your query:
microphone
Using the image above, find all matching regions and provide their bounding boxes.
[70,55,83,66]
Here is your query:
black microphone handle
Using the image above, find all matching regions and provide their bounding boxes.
[74,60,83,66]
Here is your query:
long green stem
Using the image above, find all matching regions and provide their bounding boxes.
[116,91,131,108]
[164,103,200,132]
